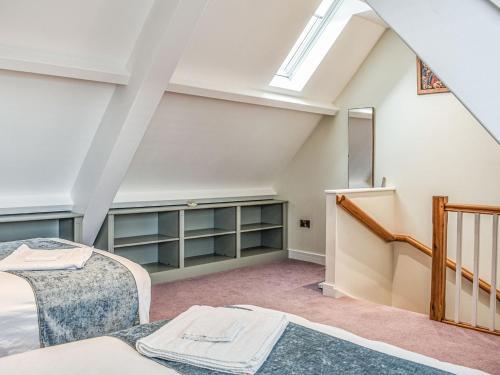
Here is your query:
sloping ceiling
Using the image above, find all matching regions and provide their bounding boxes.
[366,0,500,144]
[171,0,386,101]
[0,70,113,210]
[115,93,321,205]
[0,0,153,67]
[0,0,386,223]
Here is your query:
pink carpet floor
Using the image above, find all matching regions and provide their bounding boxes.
[151,259,500,374]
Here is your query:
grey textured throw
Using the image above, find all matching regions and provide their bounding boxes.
[0,239,140,347]
[110,320,451,375]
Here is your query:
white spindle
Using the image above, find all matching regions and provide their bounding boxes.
[454,212,463,323]
[491,215,498,331]
[471,214,480,327]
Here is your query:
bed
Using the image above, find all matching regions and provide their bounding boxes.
[0,238,151,357]
[0,306,484,375]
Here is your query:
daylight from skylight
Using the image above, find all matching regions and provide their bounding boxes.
[270,0,371,92]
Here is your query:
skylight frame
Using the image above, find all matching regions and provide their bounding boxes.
[275,0,344,80]
[270,0,370,92]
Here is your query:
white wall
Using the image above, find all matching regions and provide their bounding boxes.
[367,0,500,144]
[276,30,500,314]
[325,191,396,306]
[0,70,113,210]
[115,93,321,204]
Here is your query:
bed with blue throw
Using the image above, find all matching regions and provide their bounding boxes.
[0,306,484,375]
[0,238,151,357]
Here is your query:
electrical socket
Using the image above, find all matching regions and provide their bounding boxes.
[299,219,311,229]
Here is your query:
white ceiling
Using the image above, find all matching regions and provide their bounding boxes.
[172,0,386,102]
[0,0,153,66]
[172,0,321,90]
[0,0,386,214]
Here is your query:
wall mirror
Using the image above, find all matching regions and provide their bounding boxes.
[348,107,374,188]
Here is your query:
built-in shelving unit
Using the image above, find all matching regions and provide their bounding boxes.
[0,211,83,243]
[95,200,287,283]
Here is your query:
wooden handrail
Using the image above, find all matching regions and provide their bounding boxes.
[336,195,394,241]
[336,194,500,302]
[445,203,500,215]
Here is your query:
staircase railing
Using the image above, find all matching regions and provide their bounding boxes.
[336,194,500,335]
[431,196,499,335]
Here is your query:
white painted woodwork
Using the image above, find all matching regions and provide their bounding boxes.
[323,188,396,305]
[366,0,500,144]
[0,45,130,85]
[166,83,338,116]
[491,215,498,331]
[471,214,480,327]
[454,212,463,323]
[72,0,208,245]
[324,187,396,194]
[116,93,321,206]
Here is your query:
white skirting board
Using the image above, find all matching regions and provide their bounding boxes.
[288,249,325,265]
[321,282,349,299]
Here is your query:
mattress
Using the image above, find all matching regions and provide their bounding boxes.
[0,238,151,357]
[0,306,485,375]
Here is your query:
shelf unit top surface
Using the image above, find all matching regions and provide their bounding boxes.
[0,211,82,223]
[109,200,286,215]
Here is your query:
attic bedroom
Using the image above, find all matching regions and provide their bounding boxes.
[0,0,499,374]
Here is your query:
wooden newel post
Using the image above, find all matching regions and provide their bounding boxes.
[430,196,448,321]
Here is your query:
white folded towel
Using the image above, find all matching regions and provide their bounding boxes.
[136,305,288,375]
[0,244,93,271]
[182,312,243,342]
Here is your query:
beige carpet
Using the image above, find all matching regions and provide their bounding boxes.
[151,259,500,374]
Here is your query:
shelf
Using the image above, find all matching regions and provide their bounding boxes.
[114,234,179,248]
[141,262,177,274]
[184,254,233,267]
[98,200,286,281]
[184,228,236,239]
[241,246,283,258]
[240,223,283,233]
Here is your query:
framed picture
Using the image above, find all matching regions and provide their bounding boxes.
[416,58,449,95]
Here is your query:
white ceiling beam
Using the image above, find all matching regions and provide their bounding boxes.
[166,83,339,116]
[0,44,130,85]
[71,0,208,245]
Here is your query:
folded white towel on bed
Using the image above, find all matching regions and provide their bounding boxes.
[0,244,93,271]
[182,311,243,342]
[136,305,288,374]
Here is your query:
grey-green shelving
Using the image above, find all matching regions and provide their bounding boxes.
[0,211,83,243]
[95,200,287,283]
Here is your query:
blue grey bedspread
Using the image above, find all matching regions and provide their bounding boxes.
[0,238,140,347]
[110,320,451,375]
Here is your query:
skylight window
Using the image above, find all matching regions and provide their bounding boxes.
[270,0,370,92]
